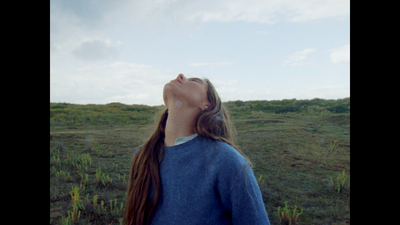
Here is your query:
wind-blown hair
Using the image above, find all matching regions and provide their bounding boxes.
[124,77,251,225]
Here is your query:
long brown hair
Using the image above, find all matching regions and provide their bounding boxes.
[124,77,250,225]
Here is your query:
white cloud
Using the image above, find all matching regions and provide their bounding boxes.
[217,84,350,102]
[180,0,349,24]
[189,62,233,67]
[189,63,211,67]
[50,1,349,105]
[283,48,316,66]
[52,0,350,36]
[50,0,123,60]
[50,0,349,62]
[50,62,172,106]
[105,93,151,104]
[72,39,121,61]
[211,79,238,87]
[50,60,349,105]
[329,44,350,64]
[286,0,350,22]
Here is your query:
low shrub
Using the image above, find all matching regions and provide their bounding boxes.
[274,106,300,114]
[328,171,350,193]
[327,105,349,113]
[275,201,303,225]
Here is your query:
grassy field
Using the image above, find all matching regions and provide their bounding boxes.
[50,98,350,224]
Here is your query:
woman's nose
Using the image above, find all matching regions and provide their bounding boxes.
[177,74,186,82]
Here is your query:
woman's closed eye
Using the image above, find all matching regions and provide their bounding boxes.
[189,78,203,84]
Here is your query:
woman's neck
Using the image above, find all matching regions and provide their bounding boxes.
[164,105,199,147]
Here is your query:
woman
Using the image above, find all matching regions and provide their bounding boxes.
[125,74,270,225]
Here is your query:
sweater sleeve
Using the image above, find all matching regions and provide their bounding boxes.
[214,144,271,225]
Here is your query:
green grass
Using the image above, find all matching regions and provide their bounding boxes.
[50,98,350,224]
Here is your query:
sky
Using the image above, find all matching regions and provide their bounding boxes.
[50,0,350,106]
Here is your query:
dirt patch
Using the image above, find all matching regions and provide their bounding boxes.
[50,206,64,218]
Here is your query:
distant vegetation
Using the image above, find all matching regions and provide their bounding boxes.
[50,98,350,126]
[224,98,349,116]
[50,97,350,224]
[50,102,162,126]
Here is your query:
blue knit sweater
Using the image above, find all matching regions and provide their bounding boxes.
[148,135,270,224]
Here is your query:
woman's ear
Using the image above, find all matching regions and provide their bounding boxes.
[202,103,210,110]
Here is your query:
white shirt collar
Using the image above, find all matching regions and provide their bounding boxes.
[174,133,198,146]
